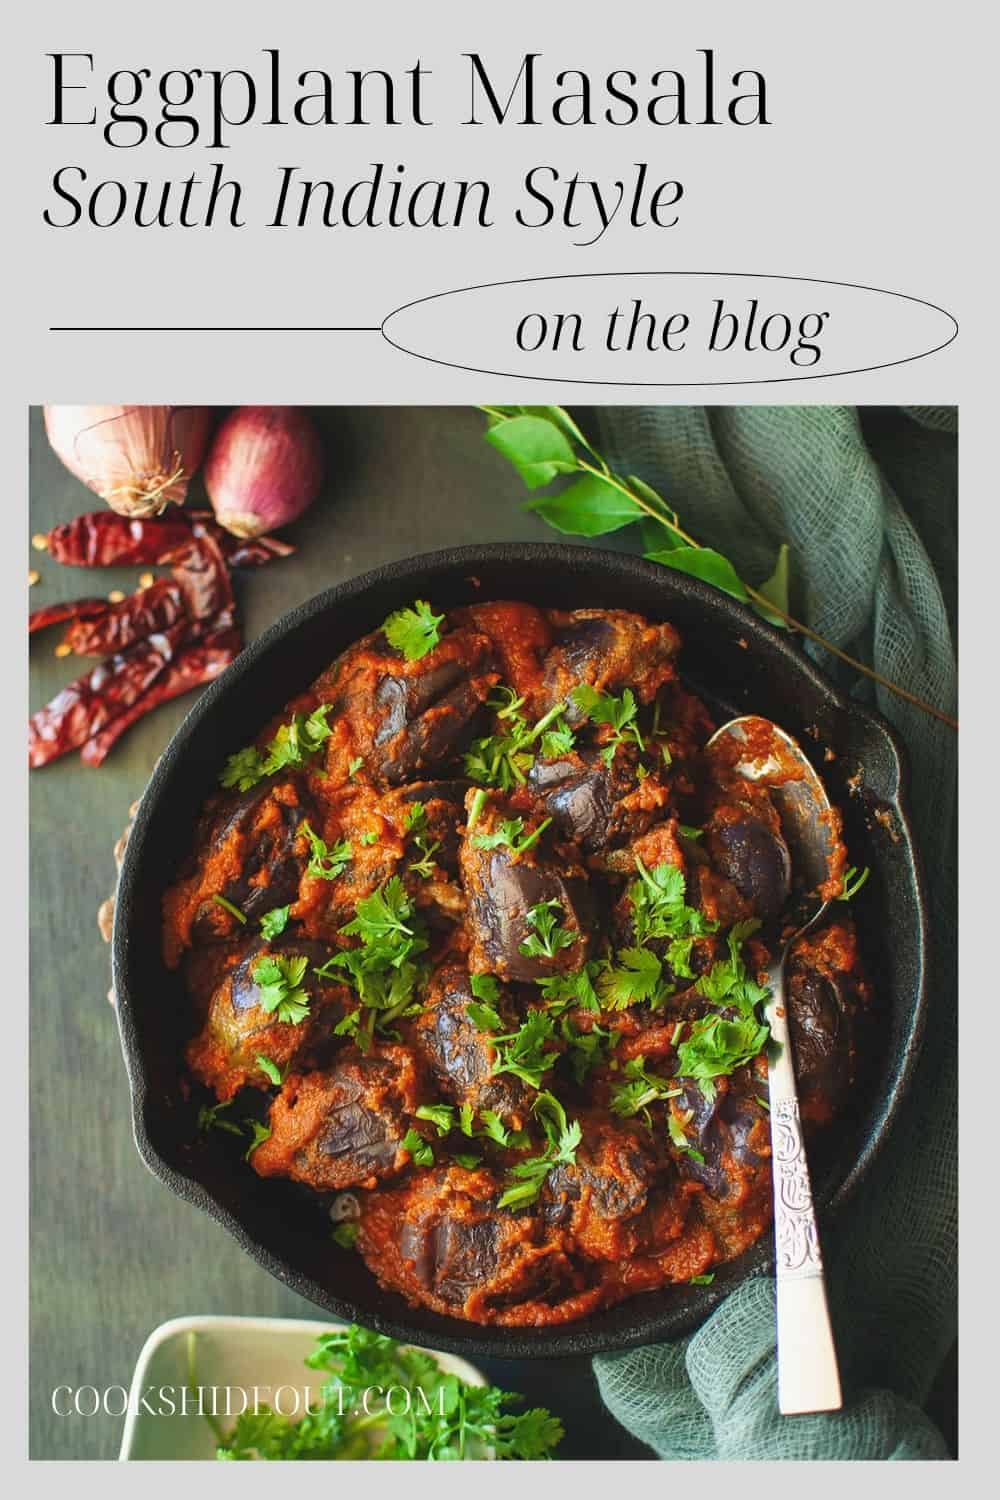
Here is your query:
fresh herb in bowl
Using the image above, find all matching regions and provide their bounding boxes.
[209,1324,563,1461]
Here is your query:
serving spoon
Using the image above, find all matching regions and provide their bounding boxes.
[706,714,843,1417]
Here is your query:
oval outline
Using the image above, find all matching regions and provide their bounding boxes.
[380,270,959,387]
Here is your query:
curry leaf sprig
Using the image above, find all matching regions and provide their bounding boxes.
[220,704,333,792]
[481,405,958,732]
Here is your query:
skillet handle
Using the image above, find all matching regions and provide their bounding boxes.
[766,962,843,1416]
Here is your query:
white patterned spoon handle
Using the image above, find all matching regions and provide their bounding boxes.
[766,959,843,1416]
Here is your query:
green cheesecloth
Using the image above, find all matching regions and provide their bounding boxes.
[590,406,958,1461]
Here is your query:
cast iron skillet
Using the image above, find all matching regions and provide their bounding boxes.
[113,544,927,1359]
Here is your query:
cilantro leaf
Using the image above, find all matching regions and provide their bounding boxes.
[610,1054,682,1119]
[470,973,500,1004]
[401,1127,434,1166]
[491,1010,558,1089]
[243,1120,272,1160]
[571,683,644,762]
[382,600,445,661]
[415,1103,456,1136]
[518,899,577,961]
[331,1221,360,1251]
[211,893,247,925]
[497,1091,581,1210]
[301,821,352,881]
[536,963,602,1014]
[219,704,332,793]
[596,946,665,1009]
[251,953,311,1025]
[254,1054,284,1086]
[197,1100,243,1137]
[259,906,290,941]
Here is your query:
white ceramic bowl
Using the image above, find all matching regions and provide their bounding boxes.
[119,1315,489,1461]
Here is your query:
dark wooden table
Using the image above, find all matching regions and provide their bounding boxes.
[28,405,652,1461]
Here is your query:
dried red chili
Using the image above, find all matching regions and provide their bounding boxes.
[80,624,241,766]
[29,621,189,768]
[29,598,109,635]
[60,578,187,656]
[170,532,234,622]
[45,511,293,570]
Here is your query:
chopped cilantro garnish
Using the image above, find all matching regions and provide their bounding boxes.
[401,1127,434,1166]
[610,1055,682,1120]
[359,830,379,846]
[561,1017,615,1085]
[251,953,311,1025]
[497,1091,581,1211]
[596,946,667,1010]
[464,692,570,790]
[259,906,290,941]
[453,1152,483,1170]
[688,1272,715,1286]
[472,816,553,855]
[331,1221,360,1251]
[519,900,576,961]
[677,824,704,840]
[838,864,871,901]
[536,963,602,1014]
[571,683,644,764]
[629,858,717,948]
[254,1054,284,1086]
[212,893,247,925]
[314,878,429,1044]
[470,973,500,1004]
[220,704,333,792]
[491,1010,558,1089]
[197,1100,243,1137]
[301,822,352,881]
[382,600,445,661]
[243,1120,272,1160]
[415,1103,456,1136]
[467,1000,504,1032]
[347,755,364,779]
[675,1015,769,1103]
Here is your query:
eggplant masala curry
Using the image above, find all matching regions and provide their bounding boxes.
[163,599,872,1327]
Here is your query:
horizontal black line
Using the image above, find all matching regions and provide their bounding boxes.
[49,325,382,333]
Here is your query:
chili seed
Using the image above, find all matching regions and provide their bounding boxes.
[32,533,48,552]
[138,572,155,589]
[28,569,40,586]
[54,643,72,658]
[108,589,125,603]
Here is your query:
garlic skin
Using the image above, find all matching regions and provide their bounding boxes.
[204,406,325,539]
[44,405,213,519]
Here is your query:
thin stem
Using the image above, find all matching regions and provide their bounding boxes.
[575,462,958,731]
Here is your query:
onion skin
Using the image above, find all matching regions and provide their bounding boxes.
[203,406,325,539]
[43,406,213,519]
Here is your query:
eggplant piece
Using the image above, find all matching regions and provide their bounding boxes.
[538,609,681,722]
[528,744,668,854]
[672,1071,771,1204]
[251,1044,423,1190]
[544,1115,657,1226]
[186,935,347,1099]
[407,963,531,1127]
[316,626,499,787]
[163,774,315,964]
[705,814,791,922]
[359,1166,575,1315]
[786,919,866,1125]
[460,796,599,982]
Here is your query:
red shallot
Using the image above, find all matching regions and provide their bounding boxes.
[203,406,324,538]
[43,405,213,519]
